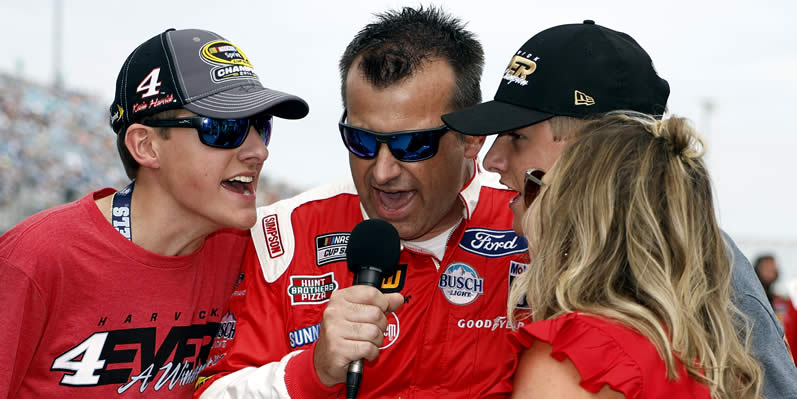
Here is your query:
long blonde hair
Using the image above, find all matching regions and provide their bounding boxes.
[508,112,762,399]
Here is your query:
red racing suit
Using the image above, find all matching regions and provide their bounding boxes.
[195,170,529,398]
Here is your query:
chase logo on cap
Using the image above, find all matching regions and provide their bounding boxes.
[503,51,540,86]
[200,40,257,83]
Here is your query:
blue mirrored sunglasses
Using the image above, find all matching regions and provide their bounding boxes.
[338,109,449,162]
[141,114,272,149]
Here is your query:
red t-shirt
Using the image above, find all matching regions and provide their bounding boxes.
[0,189,249,398]
[492,313,711,398]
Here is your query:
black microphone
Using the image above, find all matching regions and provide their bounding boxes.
[345,219,401,399]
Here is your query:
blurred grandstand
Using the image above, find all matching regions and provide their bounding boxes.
[0,73,300,233]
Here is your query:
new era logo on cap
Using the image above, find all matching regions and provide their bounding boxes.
[110,28,309,133]
[574,90,595,106]
[442,20,669,136]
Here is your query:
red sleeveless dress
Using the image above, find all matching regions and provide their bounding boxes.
[488,312,711,398]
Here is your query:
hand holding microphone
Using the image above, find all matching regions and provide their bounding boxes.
[311,219,403,397]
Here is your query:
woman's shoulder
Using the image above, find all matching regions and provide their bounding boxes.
[513,313,646,397]
[511,312,710,398]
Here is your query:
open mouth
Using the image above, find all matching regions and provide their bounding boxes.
[508,191,521,207]
[221,175,254,196]
[375,188,415,212]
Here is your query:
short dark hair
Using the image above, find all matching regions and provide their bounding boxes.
[339,6,484,111]
[116,109,179,180]
[753,254,776,273]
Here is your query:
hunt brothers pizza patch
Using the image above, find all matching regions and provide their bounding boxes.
[287,273,338,305]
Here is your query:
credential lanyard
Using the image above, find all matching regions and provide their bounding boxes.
[111,181,135,241]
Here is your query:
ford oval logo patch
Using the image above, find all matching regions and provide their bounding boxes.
[458,228,528,258]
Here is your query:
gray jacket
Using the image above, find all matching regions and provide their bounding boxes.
[726,233,797,398]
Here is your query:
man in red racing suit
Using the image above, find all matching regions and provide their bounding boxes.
[195,6,528,398]
[195,170,528,398]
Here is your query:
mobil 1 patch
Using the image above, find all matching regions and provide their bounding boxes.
[315,232,350,266]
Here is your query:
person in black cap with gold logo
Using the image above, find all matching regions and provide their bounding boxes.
[443,20,796,399]
[0,28,308,398]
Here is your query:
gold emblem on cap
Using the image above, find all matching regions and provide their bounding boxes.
[506,56,537,79]
[201,40,253,67]
[574,90,595,106]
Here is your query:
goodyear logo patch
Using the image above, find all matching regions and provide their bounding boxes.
[287,273,338,305]
[508,261,530,309]
[289,323,321,348]
[459,228,527,258]
[315,233,350,266]
[200,40,257,82]
[438,263,484,306]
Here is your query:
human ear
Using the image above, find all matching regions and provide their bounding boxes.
[124,124,161,170]
[463,134,486,159]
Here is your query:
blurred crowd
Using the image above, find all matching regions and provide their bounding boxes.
[0,73,299,233]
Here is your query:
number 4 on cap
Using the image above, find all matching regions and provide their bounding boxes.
[137,68,162,98]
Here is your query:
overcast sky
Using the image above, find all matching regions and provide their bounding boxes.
[2,1,795,266]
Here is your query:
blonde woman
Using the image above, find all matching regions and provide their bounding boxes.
[505,113,762,399]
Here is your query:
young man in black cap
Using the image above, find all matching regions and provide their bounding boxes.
[443,20,797,399]
[0,28,308,398]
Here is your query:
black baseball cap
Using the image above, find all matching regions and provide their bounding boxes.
[110,28,309,133]
[442,20,669,136]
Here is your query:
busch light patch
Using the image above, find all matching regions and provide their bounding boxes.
[458,228,527,258]
[315,233,350,266]
[438,263,484,306]
[212,312,237,349]
[289,323,321,348]
[287,273,338,305]
[508,261,530,309]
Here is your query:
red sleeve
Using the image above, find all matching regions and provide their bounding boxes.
[784,300,797,364]
[0,258,49,398]
[510,313,644,398]
[284,343,342,398]
[194,240,342,398]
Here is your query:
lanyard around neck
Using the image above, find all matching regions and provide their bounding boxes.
[111,181,135,241]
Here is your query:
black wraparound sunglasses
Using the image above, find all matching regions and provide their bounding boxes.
[338,109,449,162]
[141,114,272,149]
